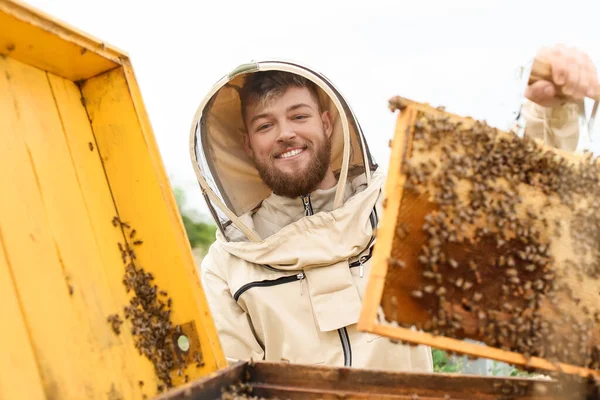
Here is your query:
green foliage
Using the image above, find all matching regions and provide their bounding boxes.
[432,349,465,373]
[490,360,537,377]
[173,186,216,254]
[181,214,216,251]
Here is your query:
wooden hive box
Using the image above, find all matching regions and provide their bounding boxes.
[358,96,600,382]
[156,361,591,400]
[0,1,226,399]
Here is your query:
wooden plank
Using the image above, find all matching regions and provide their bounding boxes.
[371,323,597,379]
[47,72,159,398]
[120,59,227,369]
[81,66,226,385]
[0,230,46,400]
[0,52,95,400]
[0,0,121,81]
[249,362,560,400]
[159,361,567,400]
[358,106,417,331]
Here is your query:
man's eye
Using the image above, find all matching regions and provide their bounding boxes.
[293,115,308,120]
[257,123,271,131]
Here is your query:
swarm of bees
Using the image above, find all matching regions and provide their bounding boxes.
[385,109,600,377]
[108,216,184,393]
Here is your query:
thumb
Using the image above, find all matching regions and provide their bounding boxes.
[525,80,557,107]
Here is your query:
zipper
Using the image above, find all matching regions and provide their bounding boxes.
[233,272,305,301]
[301,194,314,216]
[337,327,352,367]
[300,194,352,367]
[348,244,374,278]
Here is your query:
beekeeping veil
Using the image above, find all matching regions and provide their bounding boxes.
[189,60,378,242]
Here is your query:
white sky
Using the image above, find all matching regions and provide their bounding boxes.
[24,0,600,218]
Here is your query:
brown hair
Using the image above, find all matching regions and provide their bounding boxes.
[239,71,322,121]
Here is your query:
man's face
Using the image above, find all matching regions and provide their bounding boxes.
[243,86,333,198]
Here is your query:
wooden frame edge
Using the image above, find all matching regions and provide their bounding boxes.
[358,107,416,332]
[370,322,600,379]
[0,0,125,63]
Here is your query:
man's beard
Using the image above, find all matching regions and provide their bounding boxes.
[252,135,332,198]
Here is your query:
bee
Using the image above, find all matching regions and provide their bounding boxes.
[133,240,143,246]
[468,260,477,271]
[505,268,518,277]
[194,351,204,368]
[498,256,506,267]
[423,271,435,279]
[474,270,482,284]
[88,142,94,151]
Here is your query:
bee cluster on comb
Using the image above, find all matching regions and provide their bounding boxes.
[381,99,600,383]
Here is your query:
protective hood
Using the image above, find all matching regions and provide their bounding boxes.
[189,60,378,242]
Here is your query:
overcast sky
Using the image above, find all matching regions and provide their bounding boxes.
[25,0,600,218]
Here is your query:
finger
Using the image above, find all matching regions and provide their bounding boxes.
[562,48,580,96]
[572,52,592,100]
[551,45,568,85]
[587,63,598,99]
[578,66,591,100]
[525,81,556,105]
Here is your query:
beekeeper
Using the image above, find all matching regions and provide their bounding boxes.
[189,44,597,370]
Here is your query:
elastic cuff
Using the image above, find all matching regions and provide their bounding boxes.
[526,99,583,122]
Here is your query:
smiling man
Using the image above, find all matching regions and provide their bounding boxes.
[240,80,336,200]
[191,45,598,370]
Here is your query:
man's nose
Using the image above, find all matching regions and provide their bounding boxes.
[276,121,296,142]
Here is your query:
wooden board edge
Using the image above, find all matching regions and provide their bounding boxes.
[370,322,600,379]
[358,107,416,332]
[0,0,124,66]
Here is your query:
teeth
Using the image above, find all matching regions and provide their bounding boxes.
[278,148,303,159]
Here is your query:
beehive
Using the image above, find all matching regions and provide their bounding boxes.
[156,361,581,400]
[359,96,600,382]
[0,1,226,399]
